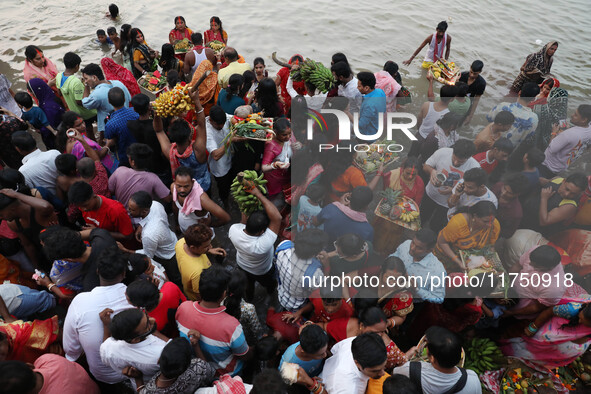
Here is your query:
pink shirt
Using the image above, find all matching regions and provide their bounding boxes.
[34,354,100,394]
[108,166,170,207]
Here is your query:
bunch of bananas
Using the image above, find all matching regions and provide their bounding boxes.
[290,59,335,93]
[207,40,225,53]
[152,84,194,118]
[231,170,268,214]
[174,38,191,51]
[400,210,419,223]
[464,338,503,375]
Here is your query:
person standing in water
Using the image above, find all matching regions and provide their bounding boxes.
[403,21,452,69]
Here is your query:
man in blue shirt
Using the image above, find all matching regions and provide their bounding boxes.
[81,63,131,145]
[356,71,387,140]
[392,228,446,304]
[104,87,138,167]
[279,324,328,381]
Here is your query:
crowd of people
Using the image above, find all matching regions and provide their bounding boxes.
[0,9,591,394]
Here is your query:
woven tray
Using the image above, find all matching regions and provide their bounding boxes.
[374,195,421,231]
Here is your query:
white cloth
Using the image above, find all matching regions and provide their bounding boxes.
[320,337,369,394]
[543,123,591,174]
[425,32,448,63]
[63,283,131,384]
[447,183,498,218]
[0,74,21,117]
[425,147,481,207]
[228,225,277,275]
[338,77,362,113]
[191,49,209,75]
[100,335,168,384]
[19,149,60,195]
[0,284,23,312]
[393,361,482,394]
[419,102,450,138]
[205,114,233,177]
[433,124,459,149]
[286,75,327,111]
[138,201,177,260]
[174,200,214,239]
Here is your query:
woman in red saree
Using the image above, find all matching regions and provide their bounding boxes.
[0,315,59,363]
[275,54,305,113]
[204,16,228,45]
[169,16,193,45]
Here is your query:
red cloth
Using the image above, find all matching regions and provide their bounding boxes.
[100,57,140,97]
[277,67,305,112]
[266,309,302,345]
[88,162,111,198]
[326,318,349,343]
[82,195,133,236]
[309,289,354,323]
[473,150,498,174]
[149,281,186,335]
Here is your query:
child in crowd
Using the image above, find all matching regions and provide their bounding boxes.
[522,147,545,189]
[96,29,113,45]
[14,90,58,140]
[476,298,517,329]
[107,27,120,54]
[474,110,516,153]
[283,286,354,324]
[296,183,325,232]
[106,3,119,19]
[448,81,471,116]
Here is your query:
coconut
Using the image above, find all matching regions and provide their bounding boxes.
[234,105,253,119]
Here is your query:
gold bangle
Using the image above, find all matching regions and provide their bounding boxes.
[47,283,55,292]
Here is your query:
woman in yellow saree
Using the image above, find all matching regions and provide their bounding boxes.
[188,60,220,116]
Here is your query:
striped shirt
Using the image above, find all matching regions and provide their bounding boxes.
[176,301,248,376]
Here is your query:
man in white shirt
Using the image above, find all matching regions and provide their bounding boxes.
[128,191,181,287]
[332,61,361,113]
[206,106,234,208]
[394,326,482,394]
[229,185,281,302]
[63,247,131,386]
[11,130,60,195]
[217,48,251,88]
[320,333,387,394]
[447,167,498,218]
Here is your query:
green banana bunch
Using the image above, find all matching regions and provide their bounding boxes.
[290,58,336,93]
[230,170,268,215]
[463,338,504,375]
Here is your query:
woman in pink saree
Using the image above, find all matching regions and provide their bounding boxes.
[500,294,591,368]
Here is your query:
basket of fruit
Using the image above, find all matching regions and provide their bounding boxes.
[428,58,460,85]
[353,143,399,173]
[501,358,562,393]
[138,71,167,99]
[207,40,225,54]
[374,189,420,231]
[411,335,465,367]
[152,83,194,118]
[567,356,591,387]
[230,112,274,141]
[174,38,192,54]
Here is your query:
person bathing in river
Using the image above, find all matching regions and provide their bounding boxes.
[403,21,452,68]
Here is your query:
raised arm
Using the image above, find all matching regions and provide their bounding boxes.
[189,78,208,164]
[539,186,578,226]
[200,192,231,227]
[0,189,54,222]
[153,112,172,159]
[70,129,100,162]
[248,185,282,234]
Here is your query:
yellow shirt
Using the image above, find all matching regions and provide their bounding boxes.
[366,373,390,394]
[175,238,211,301]
[217,61,252,88]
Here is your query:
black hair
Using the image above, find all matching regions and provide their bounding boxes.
[525,147,545,167]
[520,82,541,103]
[55,153,78,176]
[108,3,119,18]
[436,112,463,131]
[107,27,117,36]
[437,21,448,31]
[24,45,43,61]
[468,200,497,218]
[425,326,461,368]
[352,291,378,314]
[335,233,365,257]
[529,245,561,272]
[565,172,589,192]
[168,119,192,144]
[130,190,152,210]
[129,28,146,52]
[14,91,33,108]
[350,186,373,211]
[126,253,150,283]
[77,157,96,178]
[40,226,87,260]
[81,63,105,80]
[383,61,400,80]
[174,166,193,179]
[439,84,457,104]
[250,369,287,394]
[253,57,265,67]
[159,44,177,73]
[209,105,227,125]
[209,16,225,41]
[471,60,484,73]
[358,306,387,328]
[224,47,238,62]
[174,16,186,26]
[351,332,387,369]
[492,137,514,154]
[331,52,349,65]
[245,210,270,234]
[305,183,325,203]
[454,81,469,98]
[199,265,231,302]
[225,269,247,321]
[97,29,106,36]
[68,181,94,204]
[401,156,421,171]
[0,168,32,197]
[273,118,291,136]
[503,173,530,196]
[0,361,36,394]
[108,86,125,108]
[463,167,487,187]
[167,70,181,89]
[380,256,407,276]
[241,70,256,98]
[190,32,203,45]
[255,336,279,362]
[11,130,37,152]
[126,143,153,170]
[561,303,591,329]
[159,338,192,379]
[293,229,328,260]
[452,139,476,159]
[110,308,145,341]
[97,247,128,280]
[130,93,150,116]
[120,24,131,51]
[494,110,515,125]
[415,228,437,249]
[126,279,160,311]
[254,78,281,118]
[383,374,420,394]
[331,61,352,79]
[357,71,376,90]
[225,73,244,101]
[63,52,81,69]
[299,324,328,354]
[289,54,304,65]
[578,104,591,122]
